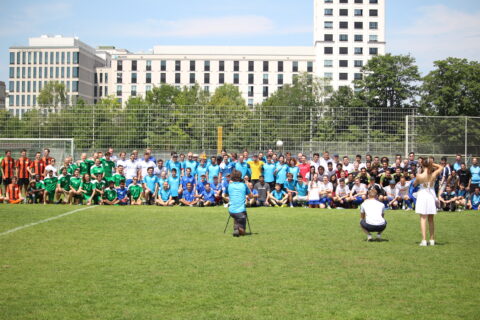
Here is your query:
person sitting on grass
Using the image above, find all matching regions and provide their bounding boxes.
[319,175,333,209]
[43,170,58,205]
[349,177,368,208]
[455,184,468,211]
[246,182,258,207]
[440,185,457,212]
[211,176,223,205]
[360,189,387,241]
[268,183,288,207]
[128,177,143,205]
[467,186,480,211]
[334,178,350,208]
[180,182,198,207]
[56,167,71,204]
[383,180,398,209]
[307,173,321,208]
[199,182,217,207]
[103,181,119,205]
[68,169,83,204]
[92,173,107,205]
[294,175,309,207]
[284,173,297,207]
[5,176,24,204]
[28,174,44,204]
[395,176,412,210]
[143,166,159,205]
[156,181,175,207]
[116,180,129,205]
[79,174,96,206]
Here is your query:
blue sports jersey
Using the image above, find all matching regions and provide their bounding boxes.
[220,162,234,181]
[211,182,222,193]
[235,162,249,178]
[456,189,467,198]
[166,160,182,174]
[472,193,480,206]
[296,182,308,196]
[182,189,196,202]
[263,162,276,183]
[144,174,159,192]
[207,164,220,183]
[159,188,172,201]
[185,160,198,176]
[275,163,288,184]
[168,176,180,197]
[287,166,300,180]
[226,182,250,214]
[197,180,207,194]
[284,179,296,191]
[272,189,286,200]
[181,175,196,189]
[470,165,480,184]
[222,180,229,193]
[196,164,208,179]
[408,178,420,200]
[202,189,216,202]
[116,187,128,200]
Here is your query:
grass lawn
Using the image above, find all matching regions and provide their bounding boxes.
[0,204,479,320]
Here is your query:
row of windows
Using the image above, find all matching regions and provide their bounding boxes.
[324,34,378,42]
[9,86,79,107]
[323,59,364,67]
[94,86,108,97]
[323,72,363,81]
[324,47,378,55]
[8,80,79,93]
[116,59,313,73]
[94,73,108,84]
[324,0,378,3]
[324,8,378,16]
[9,66,79,79]
[324,21,378,29]
[9,51,79,65]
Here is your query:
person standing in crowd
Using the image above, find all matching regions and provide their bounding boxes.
[1,150,15,191]
[469,157,480,192]
[15,149,30,196]
[254,175,270,207]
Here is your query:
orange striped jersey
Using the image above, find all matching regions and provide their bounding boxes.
[29,159,46,178]
[1,157,15,179]
[15,157,31,179]
[42,156,53,166]
[6,183,20,200]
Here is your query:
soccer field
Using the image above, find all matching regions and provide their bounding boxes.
[0,205,479,320]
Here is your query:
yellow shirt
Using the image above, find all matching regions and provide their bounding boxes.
[247,161,264,180]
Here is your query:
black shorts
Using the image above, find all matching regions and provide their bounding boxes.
[2,178,12,186]
[360,219,387,233]
[18,178,30,186]
[172,196,179,204]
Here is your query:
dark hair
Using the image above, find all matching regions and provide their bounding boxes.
[230,169,242,182]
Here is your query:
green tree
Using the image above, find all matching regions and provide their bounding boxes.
[38,81,67,109]
[420,57,480,116]
[356,54,421,108]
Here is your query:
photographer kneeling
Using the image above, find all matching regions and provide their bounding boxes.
[225,170,253,237]
[360,189,387,241]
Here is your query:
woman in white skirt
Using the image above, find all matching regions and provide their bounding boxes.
[414,159,444,246]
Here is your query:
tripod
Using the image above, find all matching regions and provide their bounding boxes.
[223,214,253,235]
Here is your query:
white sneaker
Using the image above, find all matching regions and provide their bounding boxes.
[429,240,435,246]
[367,234,373,241]
[377,233,382,240]
[290,204,294,208]
[223,203,228,208]
[419,240,428,246]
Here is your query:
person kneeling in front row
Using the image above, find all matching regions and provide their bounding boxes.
[360,189,387,241]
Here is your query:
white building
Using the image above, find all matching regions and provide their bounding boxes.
[6,0,386,113]
[313,0,386,89]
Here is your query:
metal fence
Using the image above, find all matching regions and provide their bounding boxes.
[2,105,477,161]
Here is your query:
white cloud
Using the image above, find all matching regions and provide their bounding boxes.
[389,5,480,74]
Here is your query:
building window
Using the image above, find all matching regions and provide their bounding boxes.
[73,67,79,78]
[132,60,137,71]
[175,60,181,71]
[355,0,363,2]
[9,81,14,92]
[60,67,63,78]
[234,61,239,72]
[278,74,283,85]
[248,74,254,84]
[339,34,348,41]
[190,60,195,71]
[340,0,348,3]
[325,0,333,2]
[324,47,333,54]
[44,68,47,78]
[370,0,378,3]
[354,60,364,67]
[131,85,137,96]
[370,9,378,17]
[355,34,364,42]
[204,60,210,71]
[161,73,166,83]
[49,67,53,78]
[355,22,363,29]
[324,21,333,29]
[324,73,333,80]
[278,61,284,72]
[39,52,43,64]
[292,61,299,72]
[369,48,379,55]
[324,34,333,42]
[307,62,313,72]
[161,60,167,71]
[9,67,14,78]
[33,81,36,92]
[248,86,254,97]
[263,86,268,97]
[9,52,14,64]
[73,52,79,64]
[175,73,181,84]
[233,73,239,84]
[66,67,70,78]
[325,9,333,16]
[339,60,348,67]
[9,96,14,106]
[117,60,123,71]
[370,22,378,30]
[131,73,137,83]
[263,74,268,84]
[369,35,378,42]
[324,60,333,67]
[339,73,348,80]
[248,61,254,72]
[49,52,54,64]
[355,47,363,55]
[248,99,254,107]
[263,61,269,72]
[189,73,195,84]
[204,86,209,93]
[73,81,79,92]
[219,73,224,84]
[146,73,152,83]
[116,85,122,96]
[117,73,122,83]
[146,85,152,92]
[61,52,65,64]
[219,60,225,71]
[354,9,363,16]
[339,9,348,16]
[204,73,210,84]
[146,60,152,71]
[354,73,363,80]
[339,47,348,54]
[340,21,348,29]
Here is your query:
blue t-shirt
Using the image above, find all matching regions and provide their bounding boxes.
[263,162,276,183]
[207,164,220,183]
[472,193,480,206]
[181,175,196,189]
[296,182,308,196]
[222,180,229,193]
[166,160,182,174]
[287,166,300,180]
[159,188,172,201]
[470,165,480,184]
[275,163,288,184]
[182,189,196,202]
[211,182,222,193]
[185,160,198,176]
[220,162,234,181]
[202,189,216,202]
[143,174,159,192]
[272,189,286,200]
[197,180,207,194]
[284,179,296,191]
[116,187,128,200]
[235,162,249,178]
[168,176,180,197]
[226,182,250,214]
[196,164,208,179]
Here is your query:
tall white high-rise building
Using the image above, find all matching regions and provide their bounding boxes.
[313,0,386,89]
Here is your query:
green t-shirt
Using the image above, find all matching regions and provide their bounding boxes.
[80,181,95,196]
[35,180,45,190]
[128,184,143,200]
[103,188,117,201]
[44,177,58,193]
[70,176,82,190]
[112,173,125,186]
[90,165,105,177]
[58,174,71,191]
[101,159,115,178]
[79,160,93,175]
[94,179,107,191]
[67,164,78,175]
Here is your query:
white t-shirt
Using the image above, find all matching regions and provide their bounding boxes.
[383,185,396,198]
[395,181,410,197]
[343,163,354,173]
[124,160,140,179]
[310,160,321,172]
[335,185,350,197]
[361,199,386,226]
[138,160,156,178]
[116,159,128,168]
[45,165,57,176]
[154,166,168,178]
[351,183,367,195]
[319,182,333,193]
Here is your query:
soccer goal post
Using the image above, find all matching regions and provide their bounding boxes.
[0,138,75,161]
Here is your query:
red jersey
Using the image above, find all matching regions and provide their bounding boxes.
[30,159,46,178]
[15,157,31,179]
[6,183,20,200]
[297,163,311,181]
[1,156,15,179]
[42,156,53,166]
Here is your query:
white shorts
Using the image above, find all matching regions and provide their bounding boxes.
[294,195,308,202]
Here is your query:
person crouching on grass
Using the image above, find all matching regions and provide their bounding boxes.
[128,177,143,205]
[268,183,288,207]
[156,181,175,207]
[103,181,119,205]
[360,189,387,241]
[225,170,253,237]
[5,176,24,204]
[180,182,198,207]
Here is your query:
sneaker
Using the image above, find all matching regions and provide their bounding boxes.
[233,229,240,237]
[281,204,288,208]
[429,240,435,246]
[327,205,332,209]
[419,240,428,246]
[290,204,294,208]
[223,203,229,208]
[275,205,280,207]
[377,233,382,240]
[405,208,411,211]
[367,234,373,241]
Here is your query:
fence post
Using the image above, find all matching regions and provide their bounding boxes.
[367,108,371,154]
[405,115,409,158]
[259,104,263,151]
[92,104,96,150]
[201,104,205,152]
[309,105,313,155]
[465,116,468,160]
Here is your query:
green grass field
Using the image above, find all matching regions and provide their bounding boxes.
[0,205,479,320]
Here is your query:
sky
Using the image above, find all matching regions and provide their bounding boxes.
[1,0,479,81]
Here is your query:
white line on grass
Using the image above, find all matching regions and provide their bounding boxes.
[0,206,97,237]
